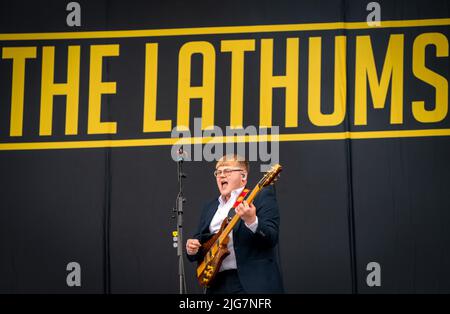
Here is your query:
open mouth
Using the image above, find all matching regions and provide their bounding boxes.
[220,180,228,189]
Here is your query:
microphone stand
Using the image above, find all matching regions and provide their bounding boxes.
[172,147,187,294]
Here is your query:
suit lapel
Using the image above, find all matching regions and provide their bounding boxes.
[203,199,219,232]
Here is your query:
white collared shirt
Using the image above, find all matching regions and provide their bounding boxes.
[209,186,259,272]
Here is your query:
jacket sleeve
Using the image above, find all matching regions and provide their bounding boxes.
[186,201,214,263]
[247,185,280,248]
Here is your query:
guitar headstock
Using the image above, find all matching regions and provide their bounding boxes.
[258,164,282,188]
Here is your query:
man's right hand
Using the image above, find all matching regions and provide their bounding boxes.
[186,239,201,255]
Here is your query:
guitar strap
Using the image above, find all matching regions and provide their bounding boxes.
[226,188,250,220]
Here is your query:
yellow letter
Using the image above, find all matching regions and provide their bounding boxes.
[88,45,119,134]
[308,36,346,126]
[412,33,448,123]
[143,43,172,132]
[221,39,255,129]
[355,35,404,125]
[260,38,299,128]
[2,47,37,136]
[40,46,80,136]
[177,41,215,130]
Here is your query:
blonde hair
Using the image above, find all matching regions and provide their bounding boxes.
[215,154,249,174]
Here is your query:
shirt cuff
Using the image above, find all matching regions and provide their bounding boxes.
[245,216,258,233]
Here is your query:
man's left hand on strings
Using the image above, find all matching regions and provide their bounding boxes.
[235,200,257,225]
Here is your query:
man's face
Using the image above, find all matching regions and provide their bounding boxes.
[215,162,247,197]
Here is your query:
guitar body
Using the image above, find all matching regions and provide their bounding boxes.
[197,219,231,287]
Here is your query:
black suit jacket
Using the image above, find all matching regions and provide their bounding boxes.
[187,185,284,293]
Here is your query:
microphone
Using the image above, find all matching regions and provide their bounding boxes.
[176,147,189,162]
[176,147,188,179]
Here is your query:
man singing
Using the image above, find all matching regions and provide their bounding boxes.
[186,154,284,294]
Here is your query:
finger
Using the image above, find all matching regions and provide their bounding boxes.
[189,239,199,246]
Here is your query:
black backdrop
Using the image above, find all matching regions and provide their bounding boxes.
[0,0,449,294]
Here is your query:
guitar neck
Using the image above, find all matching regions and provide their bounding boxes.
[218,185,261,243]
